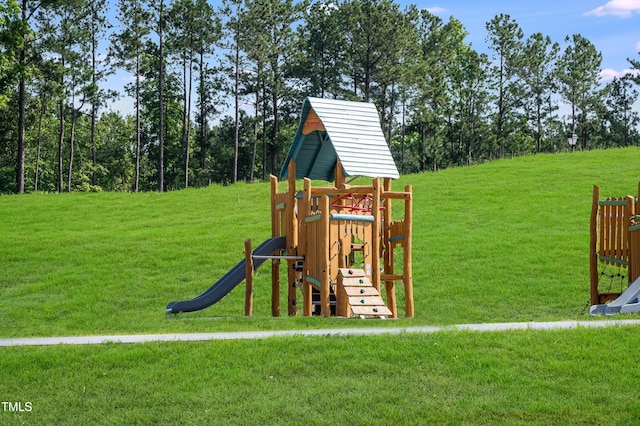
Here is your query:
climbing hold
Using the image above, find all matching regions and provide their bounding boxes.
[373,308,378,313]
[359,279,364,284]
[292,300,297,306]
[360,299,365,304]
[348,269,354,275]
[360,289,365,294]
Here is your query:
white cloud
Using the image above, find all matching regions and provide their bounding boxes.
[585,0,640,17]
[424,6,446,14]
[600,68,640,82]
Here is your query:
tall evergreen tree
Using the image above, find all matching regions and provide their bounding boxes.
[341,0,408,103]
[448,43,490,166]
[38,0,92,192]
[517,32,559,152]
[409,11,464,171]
[12,0,46,193]
[191,0,220,184]
[86,0,111,187]
[220,0,246,183]
[243,0,299,174]
[295,0,347,98]
[602,75,639,147]
[485,14,523,158]
[110,0,151,192]
[556,34,602,150]
[156,0,166,191]
[0,0,20,109]
[167,0,218,188]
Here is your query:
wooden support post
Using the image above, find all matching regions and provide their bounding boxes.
[287,160,298,250]
[403,184,414,318]
[590,185,600,306]
[302,178,313,316]
[371,177,381,292]
[244,238,254,317]
[271,259,280,317]
[633,182,640,283]
[270,175,280,317]
[271,257,280,317]
[287,160,298,316]
[334,158,346,189]
[270,175,280,233]
[299,178,311,255]
[336,270,348,317]
[303,277,313,317]
[630,223,640,283]
[626,195,635,284]
[383,178,397,318]
[320,195,331,317]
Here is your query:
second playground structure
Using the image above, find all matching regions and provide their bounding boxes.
[167,97,413,318]
[589,182,640,315]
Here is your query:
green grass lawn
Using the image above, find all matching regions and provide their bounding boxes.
[2,327,640,425]
[2,148,639,336]
[1,148,640,424]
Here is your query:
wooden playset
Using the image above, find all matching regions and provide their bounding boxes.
[262,162,413,319]
[589,182,640,306]
[253,97,414,319]
[167,97,413,318]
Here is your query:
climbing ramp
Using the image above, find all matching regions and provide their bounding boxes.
[337,268,392,318]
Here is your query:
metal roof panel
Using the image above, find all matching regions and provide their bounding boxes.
[280,97,399,181]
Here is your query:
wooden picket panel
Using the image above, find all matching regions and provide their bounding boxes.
[591,186,639,305]
[598,197,630,266]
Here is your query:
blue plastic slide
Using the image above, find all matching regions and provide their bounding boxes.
[589,276,640,316]
[166,236,286,314]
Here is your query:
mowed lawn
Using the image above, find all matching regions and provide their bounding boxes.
[1,148,640,424]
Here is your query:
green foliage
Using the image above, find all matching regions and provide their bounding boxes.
[0,0,24,88]
[1,0,640,193]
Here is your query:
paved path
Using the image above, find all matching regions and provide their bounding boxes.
[1,319,639,347]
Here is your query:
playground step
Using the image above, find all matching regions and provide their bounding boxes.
[348,295,386,306]
[344,287,379,296]
[337,268,391,319]
[351,305,393,317]
[341,277,372,287]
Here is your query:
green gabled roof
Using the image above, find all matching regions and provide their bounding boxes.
[280,97,400,181]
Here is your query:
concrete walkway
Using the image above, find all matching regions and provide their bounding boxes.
[2,319,640,347]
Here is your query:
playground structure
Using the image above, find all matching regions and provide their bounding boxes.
[589,183,640,315]
[167,97,413,318]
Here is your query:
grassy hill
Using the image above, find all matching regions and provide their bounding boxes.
[2,148,640,425]
[1,148,640,337]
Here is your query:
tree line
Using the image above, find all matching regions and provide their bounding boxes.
[1,0,639,194]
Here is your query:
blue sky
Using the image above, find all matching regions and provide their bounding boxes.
[414,0,640,81]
